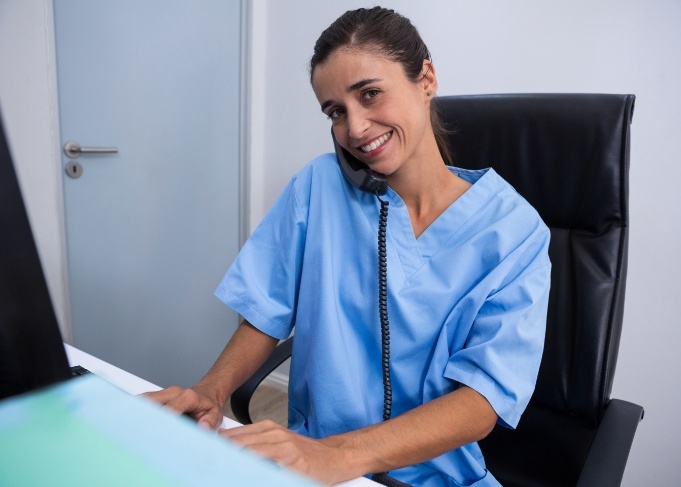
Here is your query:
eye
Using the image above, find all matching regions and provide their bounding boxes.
[362,89,381,101]
[327,107,345,121]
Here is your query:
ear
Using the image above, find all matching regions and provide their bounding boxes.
[421,60,438,100]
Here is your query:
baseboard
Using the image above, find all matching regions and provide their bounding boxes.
[262,371,289,393]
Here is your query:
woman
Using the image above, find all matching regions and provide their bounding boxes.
[148,7,551,486]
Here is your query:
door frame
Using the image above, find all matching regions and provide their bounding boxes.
[238,0,251,249]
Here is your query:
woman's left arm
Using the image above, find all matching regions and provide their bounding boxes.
[219,384,496,485]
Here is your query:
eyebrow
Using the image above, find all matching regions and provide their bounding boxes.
[320,78,382,112]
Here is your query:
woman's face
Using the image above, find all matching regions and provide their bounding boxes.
[312,48,435,178]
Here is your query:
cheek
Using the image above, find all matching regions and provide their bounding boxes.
[331,124,343,141]
[391,106,426,140]
[384,93,426,132]
[404,99,431,135]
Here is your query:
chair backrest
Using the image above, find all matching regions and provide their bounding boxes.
[434,94,634,486]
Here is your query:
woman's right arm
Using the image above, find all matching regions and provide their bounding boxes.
[144,320,279,429]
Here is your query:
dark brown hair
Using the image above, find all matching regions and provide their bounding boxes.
[310,7,452,165]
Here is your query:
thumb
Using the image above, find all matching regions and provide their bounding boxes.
[197,410,224,430]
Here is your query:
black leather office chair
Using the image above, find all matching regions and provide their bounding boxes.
[230,94,644,487]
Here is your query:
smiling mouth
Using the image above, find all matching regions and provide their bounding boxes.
[360,132,392,153]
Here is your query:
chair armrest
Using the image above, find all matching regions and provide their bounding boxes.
[576,399,644,487]
[229,336,293,425]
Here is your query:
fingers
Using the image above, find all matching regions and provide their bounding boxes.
[220,419,282,441]
[195,410,224,430]
[219,420,291,457]
[217,421,341,483]
[165,387,204,413]
[142,385,184,405]
[142,386,223,430]
[142,386,195,413]
[218,421,301,468]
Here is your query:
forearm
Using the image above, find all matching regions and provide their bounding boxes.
[321,385,498,478]
[193,320,279,409]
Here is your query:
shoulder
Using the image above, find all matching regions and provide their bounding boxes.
[288,153,342,193]
[453,167,550,263]
[452,166,527,203]
[461,167,547,229]
[285,152,358,209]
[292,153,340,183]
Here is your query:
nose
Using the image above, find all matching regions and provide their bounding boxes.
[346,108,369,140]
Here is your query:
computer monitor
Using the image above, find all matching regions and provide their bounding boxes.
[0,108,71,400]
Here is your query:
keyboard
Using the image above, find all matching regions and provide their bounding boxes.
[70,365,91,377]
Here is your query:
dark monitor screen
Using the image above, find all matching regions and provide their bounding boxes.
[0,109,71,400]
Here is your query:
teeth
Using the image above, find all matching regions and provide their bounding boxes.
[361,133,391,152]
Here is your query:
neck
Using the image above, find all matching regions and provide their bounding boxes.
[389,159,470,239]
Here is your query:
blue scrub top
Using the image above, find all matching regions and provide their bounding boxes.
[216,153,551,487]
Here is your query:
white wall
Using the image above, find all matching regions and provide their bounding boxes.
[0,0,69,339]
[250,1,681,485]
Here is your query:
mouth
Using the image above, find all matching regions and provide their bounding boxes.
[359,132,392,153]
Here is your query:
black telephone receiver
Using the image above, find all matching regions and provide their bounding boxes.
[332,129,388,196]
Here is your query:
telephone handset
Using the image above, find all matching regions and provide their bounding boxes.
[332,129,388,196]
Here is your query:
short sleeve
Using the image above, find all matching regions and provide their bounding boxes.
[444,262,551,428]
[214,176,308,340]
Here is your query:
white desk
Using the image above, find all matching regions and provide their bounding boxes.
[65,344,376,486]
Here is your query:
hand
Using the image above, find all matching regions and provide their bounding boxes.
[143,385,224,430]
[219,420,353,485]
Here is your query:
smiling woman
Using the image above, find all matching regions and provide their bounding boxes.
[309,7,453,168]
[146,7,551,487]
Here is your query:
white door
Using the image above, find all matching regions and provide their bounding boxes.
[54,1,242,387]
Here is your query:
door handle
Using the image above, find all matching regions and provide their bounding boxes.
[64,141,118,159]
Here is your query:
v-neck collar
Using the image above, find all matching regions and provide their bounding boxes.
[376,167,498,278]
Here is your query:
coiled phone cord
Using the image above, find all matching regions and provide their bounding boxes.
[376,194,392,422]
[372,195,414,487]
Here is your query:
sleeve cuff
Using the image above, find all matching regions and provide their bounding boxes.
[214,283,292,340]
[444,362,523,429]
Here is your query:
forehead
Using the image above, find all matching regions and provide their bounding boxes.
[311,48,408,98]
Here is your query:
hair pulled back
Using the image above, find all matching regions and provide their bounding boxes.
[310,7,452,165]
